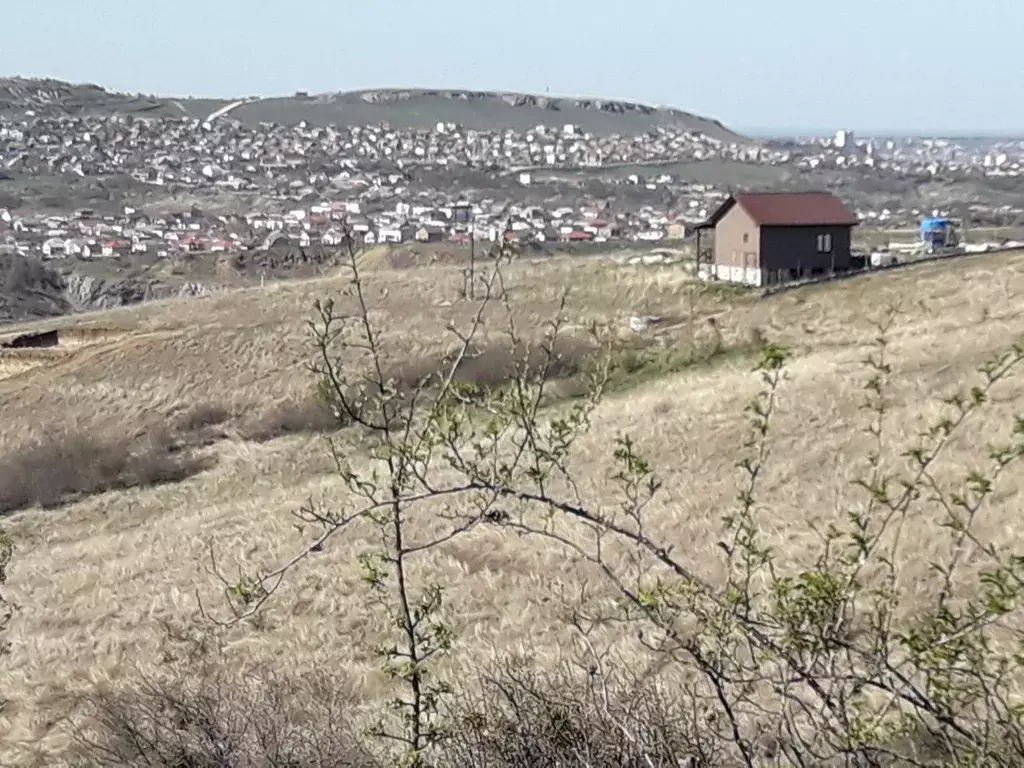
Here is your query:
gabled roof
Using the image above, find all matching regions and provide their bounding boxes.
[696,191,859,229]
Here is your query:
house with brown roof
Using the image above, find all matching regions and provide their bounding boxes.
[695,191,859,286]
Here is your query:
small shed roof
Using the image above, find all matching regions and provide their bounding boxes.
[696,192,859,229]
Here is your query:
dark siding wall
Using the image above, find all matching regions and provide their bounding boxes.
[759,225,853,276]
[712,204,760,268]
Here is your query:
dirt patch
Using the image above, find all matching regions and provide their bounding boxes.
[0,348,75,380]
[57,327,127,347]
[379,244,476,269]
[0,326,129,380]
[0,325,126,349]
[0,352,64,380]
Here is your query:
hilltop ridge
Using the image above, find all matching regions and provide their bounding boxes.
[0,77,742,139]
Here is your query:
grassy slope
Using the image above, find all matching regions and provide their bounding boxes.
[0,80,741,139]
[2,251,1024,762]
[206,91,740,139]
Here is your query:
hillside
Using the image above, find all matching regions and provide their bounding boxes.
[2,250,1023,763]
[0,77,742,139]
[0,243,674,329]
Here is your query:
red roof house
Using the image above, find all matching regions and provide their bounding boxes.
[695,191,860,285]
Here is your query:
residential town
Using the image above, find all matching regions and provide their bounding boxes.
[1,110,1023,262]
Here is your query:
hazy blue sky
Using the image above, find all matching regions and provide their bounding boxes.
[1,0,1019,136]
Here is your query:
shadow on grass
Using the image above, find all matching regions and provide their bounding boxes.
[451,331,765,406]
[235,330,768,445]
[0,422,217,516]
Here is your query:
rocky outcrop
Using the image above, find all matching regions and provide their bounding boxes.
[0,77,159,117]
[0,252,211,327]
[358,88,660,117]
[62,272,209,311]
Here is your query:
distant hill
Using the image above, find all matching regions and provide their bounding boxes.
[0,78,743,140]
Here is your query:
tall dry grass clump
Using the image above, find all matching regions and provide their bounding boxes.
[0,525,13,712]
[52,229,1024,766]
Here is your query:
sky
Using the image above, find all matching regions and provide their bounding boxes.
[1,0,1020,137]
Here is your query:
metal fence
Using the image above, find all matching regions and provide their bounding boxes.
[754,245,1024,298]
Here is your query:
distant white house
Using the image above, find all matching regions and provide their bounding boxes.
[321,228,346,246]
[63,238,91,258]
[41,237,65,259]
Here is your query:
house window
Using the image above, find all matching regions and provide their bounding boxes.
[816,233,833,253]
[742,232,749,243]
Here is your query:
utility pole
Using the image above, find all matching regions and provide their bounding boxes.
[688,280,696,349]
[454,201,474,299]
[694,232,700,279]
[468,220,475,299]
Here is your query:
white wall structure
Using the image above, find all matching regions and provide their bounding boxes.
[708,263,764,287]
[833,129,855,149]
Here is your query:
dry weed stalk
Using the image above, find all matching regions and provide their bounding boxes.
[198,223,562,766]
[0,527,13,712]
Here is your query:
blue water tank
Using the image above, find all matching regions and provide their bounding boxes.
[920,217,950,247]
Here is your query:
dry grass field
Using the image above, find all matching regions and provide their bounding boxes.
[2,250,1024,764]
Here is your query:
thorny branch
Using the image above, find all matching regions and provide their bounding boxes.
[434,302,1024,764]
[199,222,526,765]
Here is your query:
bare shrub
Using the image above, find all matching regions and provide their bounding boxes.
[447,334,595,391]
[205,227,524,766]
[439,658,712,768]
[174,402,232,433]
[237,395,343,442]
[81,660,712,768]
[73,665,378,767]
[0,427,212,514]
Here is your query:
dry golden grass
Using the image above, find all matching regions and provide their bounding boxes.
[0,350,71,381]
[2,251,1024,764]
